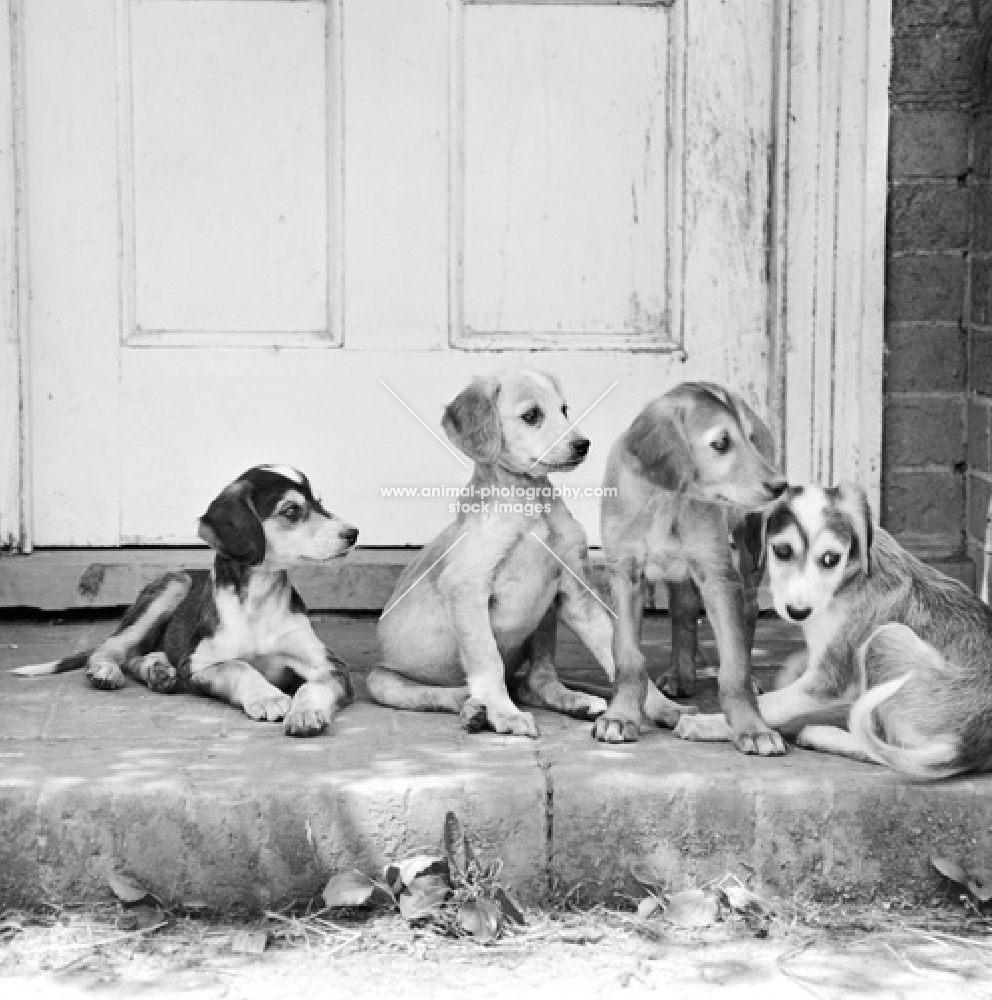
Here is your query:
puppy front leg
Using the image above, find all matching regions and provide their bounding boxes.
[258,632,354,737]
[515,605,607,720]
[553,561,689,737]
[439,575,538,738]
[189,660,292,722]
[666,579,703,697]
[592,560,648,743]
[685,566,785,756]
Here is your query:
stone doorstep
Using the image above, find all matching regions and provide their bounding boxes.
[2,610,991,911]
[0,547,977,612]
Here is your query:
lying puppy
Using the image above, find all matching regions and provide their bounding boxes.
[598,382,787,752]
[681,482,992,780]
[14,466,357,737]
[370,369,691,737]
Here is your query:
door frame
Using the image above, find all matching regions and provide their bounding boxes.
[0,0,891,554]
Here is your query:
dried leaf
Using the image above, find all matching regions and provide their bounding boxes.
[968,868,992,902]
[723,885,774,915]
[407,872,450,896]
[383,863,403,895]
[108,871,150,905]
[664,889,721,928]
[494,887,526,926]
[459,898,502,942]
[322,870,377,908]
[444,811,467,876]
[118,905,166,932]
[628,860,666,894]
[398,883,450,922]
[231,930,268,955]
[397,854,448,889]
[932,857,970,886]
[637,896,662,919]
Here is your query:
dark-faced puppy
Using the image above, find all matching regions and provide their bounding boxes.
[369,369,692,737]
[743,483,992,779]
[598,382,787,752]
[14,465,358,737]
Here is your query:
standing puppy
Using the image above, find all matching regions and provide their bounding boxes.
[598,382,787,752]
[370,369,692,737]
[685,483,992,779]
[14,466,357,737]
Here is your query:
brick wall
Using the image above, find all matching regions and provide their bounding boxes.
[884,0,986,565]
[968,9,992,583]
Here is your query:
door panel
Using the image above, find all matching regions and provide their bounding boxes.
[126,0,334,341]
[458,3,671,347]
[26,0,781,548]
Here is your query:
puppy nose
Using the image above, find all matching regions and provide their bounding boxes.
[340,526,359,545]
[572,438,590,458]
[766,479,788,498]
[785,604,810,621]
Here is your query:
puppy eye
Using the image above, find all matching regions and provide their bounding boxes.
[281,503,304,522]
[711,433,731,454]
[561,405,569,418]
[522,407,543,425]
[821,552,841,569]
[771,542,793,561]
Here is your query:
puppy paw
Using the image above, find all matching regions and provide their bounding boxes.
[660,673,694,699]
[735,729,786,756]
[591,713,640,744]
[244,694,292,723]
[574,693,609,719]
[460,699,539,737]
[673,713,733,743]
[87,662,126,690]
[284,708,330,737]
[139,653,178,694]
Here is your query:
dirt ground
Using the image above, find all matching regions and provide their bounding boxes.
[3,894,992,999]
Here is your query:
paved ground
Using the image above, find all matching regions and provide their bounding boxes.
[3,613,992,913]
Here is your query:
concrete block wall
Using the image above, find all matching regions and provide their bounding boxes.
[883,0,987,562]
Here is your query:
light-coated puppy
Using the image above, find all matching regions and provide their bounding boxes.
[597,382,788,752]
[683,482,992,780]
[369,369,691,737]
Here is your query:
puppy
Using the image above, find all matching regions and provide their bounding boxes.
[14,466,358,737]
[369,369,691,737]
[598,382,787,752]
[682,482,992,780]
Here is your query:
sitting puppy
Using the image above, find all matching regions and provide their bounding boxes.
[598,382,787,752]
[14,466,357,737]
[370,369,691,737]
[680,482,992,780]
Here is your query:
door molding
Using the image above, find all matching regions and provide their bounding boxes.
[777,0,891,513]
[0,0,31,552]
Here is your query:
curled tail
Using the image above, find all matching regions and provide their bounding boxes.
[12,651,91,678]
[848,622,962,781]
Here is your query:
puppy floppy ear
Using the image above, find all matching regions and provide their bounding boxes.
[726,391,777,464]
[835,482,874,577]
[442,378,502,464]
[197,480,266,565]
[625,399,693,491]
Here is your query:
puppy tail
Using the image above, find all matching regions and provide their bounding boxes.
[848,622,961,781]
[11,651,91,677]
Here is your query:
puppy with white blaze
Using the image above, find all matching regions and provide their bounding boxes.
[683,482,992,780]
[13,466,358,737]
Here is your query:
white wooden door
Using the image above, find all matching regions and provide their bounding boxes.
[12,0,886,549]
